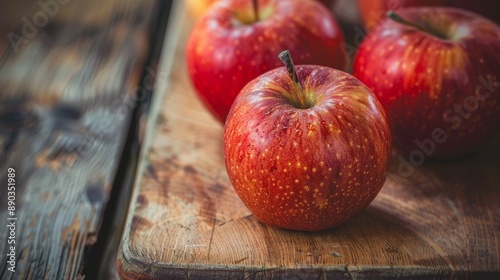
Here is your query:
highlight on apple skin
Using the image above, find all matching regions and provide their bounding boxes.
[186,0,346,123]
[353,7,500,159]
[224,51,391,231]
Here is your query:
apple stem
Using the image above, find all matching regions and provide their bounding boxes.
[278,50,307,108]
[386,10,446,39]
[253,0,260,22]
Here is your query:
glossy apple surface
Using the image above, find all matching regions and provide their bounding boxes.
[186,0,336,18]
[358,0,500,30]
[224,61,391,231]
[354,7,500,159]
[186,0,346,122]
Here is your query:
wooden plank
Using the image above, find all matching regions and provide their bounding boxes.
[0,0,162,278]
[118,2,500,279]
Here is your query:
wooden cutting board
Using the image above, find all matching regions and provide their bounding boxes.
[117,2,500,279]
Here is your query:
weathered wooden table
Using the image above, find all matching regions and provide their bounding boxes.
[0,0,172,279]
[117,2,500,280]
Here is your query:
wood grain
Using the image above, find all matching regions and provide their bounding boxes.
[0,0,161,278]
[118,2,500,279]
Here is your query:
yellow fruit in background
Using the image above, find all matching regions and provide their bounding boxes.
[185,0,216,18]
[185,0,335,19]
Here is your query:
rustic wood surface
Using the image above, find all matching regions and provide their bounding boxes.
[118,2,500,279]
[0,0,162,278]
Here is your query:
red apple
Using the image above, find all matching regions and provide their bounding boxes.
[353,7,500,159]
[186,0,336,19]
[224,51,391,231]
[186,0,346,122]
[358,0,500,30]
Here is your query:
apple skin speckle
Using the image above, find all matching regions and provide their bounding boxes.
[354,7,500,158]
[224,66,391,231]
[186,0,346,123]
